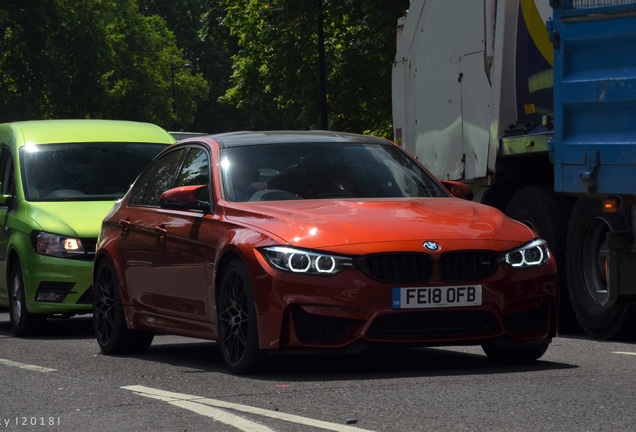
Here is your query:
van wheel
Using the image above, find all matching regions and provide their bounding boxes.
[9,262,45,337]
[93,259,153,354]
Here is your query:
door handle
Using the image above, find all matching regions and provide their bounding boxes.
[154,224,167,236]
[118,218,131,239]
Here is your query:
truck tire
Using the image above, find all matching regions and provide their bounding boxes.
[505,186,577,331]
[566,198,636,339]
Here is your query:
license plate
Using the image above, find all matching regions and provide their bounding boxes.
[392,285,482,309]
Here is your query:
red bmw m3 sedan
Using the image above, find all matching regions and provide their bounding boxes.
[92,131,558,374]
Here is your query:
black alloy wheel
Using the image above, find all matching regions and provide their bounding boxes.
[482,340,550,364]
[93,259,153,354]
[218,260,265,374]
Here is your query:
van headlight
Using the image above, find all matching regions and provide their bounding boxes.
[260,246,354,275]
[502,239,550,269]
[32,232,86,258]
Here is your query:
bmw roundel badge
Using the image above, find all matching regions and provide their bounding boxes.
[423,241,440,251]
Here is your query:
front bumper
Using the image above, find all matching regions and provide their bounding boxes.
[251,252,559,351]
[22,254,93,315]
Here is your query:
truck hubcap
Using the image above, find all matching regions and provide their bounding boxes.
[581,216,611,306]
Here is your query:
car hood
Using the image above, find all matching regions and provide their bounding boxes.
[224,198,537,253]
[24,200,116,237]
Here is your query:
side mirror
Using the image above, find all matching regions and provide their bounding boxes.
[159,185,211,211]
[440,180,474,201]
[0,192,14,208]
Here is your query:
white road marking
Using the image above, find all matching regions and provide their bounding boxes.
[123,385,375,432]
[0,359,57,372]
[125,388,274,432]
[612,351,636,356]
[0,358,57,372]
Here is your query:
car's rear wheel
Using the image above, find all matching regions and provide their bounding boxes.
[93,259,153,354]
[218,259,265,374]
[9,262,45,337]
[482,340,550,364]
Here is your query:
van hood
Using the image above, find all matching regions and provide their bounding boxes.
[24,200,116,237]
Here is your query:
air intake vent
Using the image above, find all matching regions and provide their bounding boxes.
[440,251,498,281]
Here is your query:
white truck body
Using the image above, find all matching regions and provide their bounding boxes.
[392,0,636,339]
[393,0,552,182]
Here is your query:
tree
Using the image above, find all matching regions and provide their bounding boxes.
[0,0,208,130]
[0,0,408,134]
[139,0,239,133]
[326,0,408,137]
[219,0,408,136]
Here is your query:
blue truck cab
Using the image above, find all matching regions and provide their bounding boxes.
[550,0,636,337]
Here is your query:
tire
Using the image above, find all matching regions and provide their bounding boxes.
[505,186,578,331]
[482,340,550,364]
[566,198,636,339]
[93,259,153,354]
[218,259,266,374]
[9,262,45,337]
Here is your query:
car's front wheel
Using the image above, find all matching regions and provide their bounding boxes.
[93,259,153,354]
[218,259,266,374]
[482,340,550,364]
[9,262,45,337]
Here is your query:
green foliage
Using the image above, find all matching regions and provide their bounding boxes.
[0,0,208,130]
[0,0,408,135]
[219,0,408,136]
[138,0,237,132]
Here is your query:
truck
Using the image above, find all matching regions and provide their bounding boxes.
[392,0,636,339]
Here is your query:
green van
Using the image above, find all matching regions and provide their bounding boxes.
[0,120,175,336]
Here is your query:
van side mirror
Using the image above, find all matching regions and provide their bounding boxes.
[0,193,14,208]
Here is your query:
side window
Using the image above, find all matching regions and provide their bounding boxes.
[129,148,186,207]
[0,147,15,197]
[174,147,211,205]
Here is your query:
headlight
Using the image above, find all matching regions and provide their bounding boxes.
[32,232,85,258]
[259,246,354,275]
[502,239,550,269]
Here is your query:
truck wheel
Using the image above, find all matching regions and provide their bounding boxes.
[505,186,577,331]
[9,262,45,337]
[566,198,636,339]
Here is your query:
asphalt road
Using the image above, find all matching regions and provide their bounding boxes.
[1,309,635,432]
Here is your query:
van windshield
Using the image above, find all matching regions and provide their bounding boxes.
[20,142,166,201]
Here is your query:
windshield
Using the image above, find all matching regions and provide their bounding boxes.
[220,142,447,202]
[20,142,167,201]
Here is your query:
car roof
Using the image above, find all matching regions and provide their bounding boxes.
[0,119,175,147]
[202,130,391,148]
